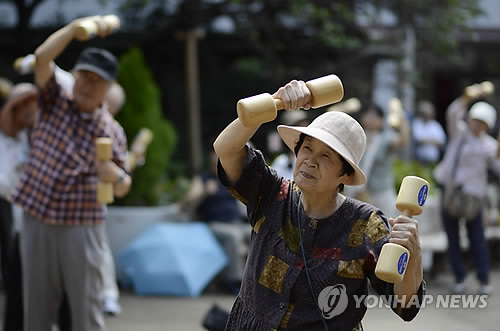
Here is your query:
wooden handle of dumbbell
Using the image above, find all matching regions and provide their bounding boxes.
[96,137,114,204]
[75,15,120,41]
[402,209,412,218]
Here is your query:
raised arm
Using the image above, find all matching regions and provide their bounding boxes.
[445,97,468,139]
[213,120,260,185]
[34,16,113,88]
[213,80,311,185]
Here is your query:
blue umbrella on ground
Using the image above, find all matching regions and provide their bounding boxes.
[118,222,228,296]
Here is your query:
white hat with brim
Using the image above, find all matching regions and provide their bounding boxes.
[277,111,367,186]
[469,101,497,129]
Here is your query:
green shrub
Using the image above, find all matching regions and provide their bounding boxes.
[114,48,177,206]
[393,159,438,195]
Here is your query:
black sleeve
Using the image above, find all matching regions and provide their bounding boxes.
[217,144,282,227]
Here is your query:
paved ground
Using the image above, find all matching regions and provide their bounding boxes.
[105,266,500,331]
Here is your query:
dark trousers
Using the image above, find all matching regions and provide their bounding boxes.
[3,231,72,331]
[1,198,20,331]
[0,198,14,285]
[441,208,490,284]
[0,200,71,330]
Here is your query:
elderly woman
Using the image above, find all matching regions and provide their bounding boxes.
[214,80,425,331]
[434,97,499,296]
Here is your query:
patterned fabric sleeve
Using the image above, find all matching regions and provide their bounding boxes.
[217,143,282,227]
[38,73,62,114]
[365,210,425,321]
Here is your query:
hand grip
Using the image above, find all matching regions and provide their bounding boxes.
[274,98,284,110]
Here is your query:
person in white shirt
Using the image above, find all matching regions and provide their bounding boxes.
[0,83,38,331]
[434,97,499,296]
[0,84,36,197]
[412,100,446,165]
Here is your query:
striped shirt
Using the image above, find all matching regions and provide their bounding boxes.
[11,74,127,225]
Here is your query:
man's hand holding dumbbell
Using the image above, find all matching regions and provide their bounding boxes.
[96,159,130,198]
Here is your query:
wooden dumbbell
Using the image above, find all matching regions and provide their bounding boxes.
[375,176,430,283]
[237,74,344,127]
[0,78,13,100]
[464,81,495,100]
[75,15,120,41]
[327,97,361,114]
[96,137,114,204]
[128,128,154,171]
[13,54,36,75]
[387,97,403,130]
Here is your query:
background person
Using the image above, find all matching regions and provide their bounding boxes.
[347,103,410,217]
[433,97,499,295]
[412,100,446,166]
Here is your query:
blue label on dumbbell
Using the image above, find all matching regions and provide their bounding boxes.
[398,252,409,275]
[418,185,428,207]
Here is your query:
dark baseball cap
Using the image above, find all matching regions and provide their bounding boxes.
[74,47,118,81]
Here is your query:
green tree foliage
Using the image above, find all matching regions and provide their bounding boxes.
[393,159,438,196]
[115,47,177,205]
[366,0,483,61]
[116,0,482,79]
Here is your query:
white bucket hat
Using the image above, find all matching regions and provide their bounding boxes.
[277,111,367,186]
[469,101,497,129]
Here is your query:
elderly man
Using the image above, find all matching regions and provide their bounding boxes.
[11,16,131,331]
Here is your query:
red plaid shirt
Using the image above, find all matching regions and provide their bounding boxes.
[11,74,128,225]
